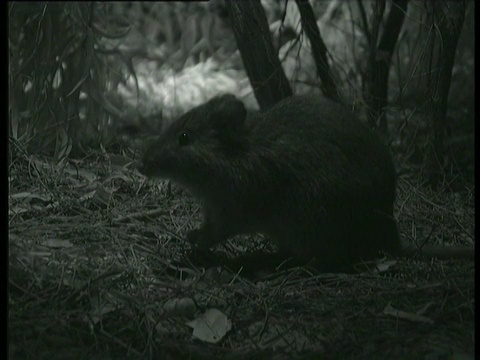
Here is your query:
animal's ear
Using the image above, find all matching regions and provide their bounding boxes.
[208,94,247,130]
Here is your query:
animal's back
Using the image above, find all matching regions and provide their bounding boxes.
[247,95,399,269]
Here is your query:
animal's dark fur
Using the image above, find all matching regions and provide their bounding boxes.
[139,94,400,270]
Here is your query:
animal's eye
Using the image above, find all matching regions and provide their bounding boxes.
[178,132,190,146]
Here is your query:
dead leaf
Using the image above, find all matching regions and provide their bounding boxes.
[186,308,231,343]
[383,304,434,324]
[374,259,397,273]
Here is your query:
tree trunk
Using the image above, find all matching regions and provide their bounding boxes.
[366,0,409,133]
[225,0,292,110]
[364,0,385,130]
[424,0,466,187]
[294,0,339,101]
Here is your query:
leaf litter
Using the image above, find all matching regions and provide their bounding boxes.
[8,152,474,359]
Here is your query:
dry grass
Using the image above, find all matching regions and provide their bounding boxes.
[9,151,474,359]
